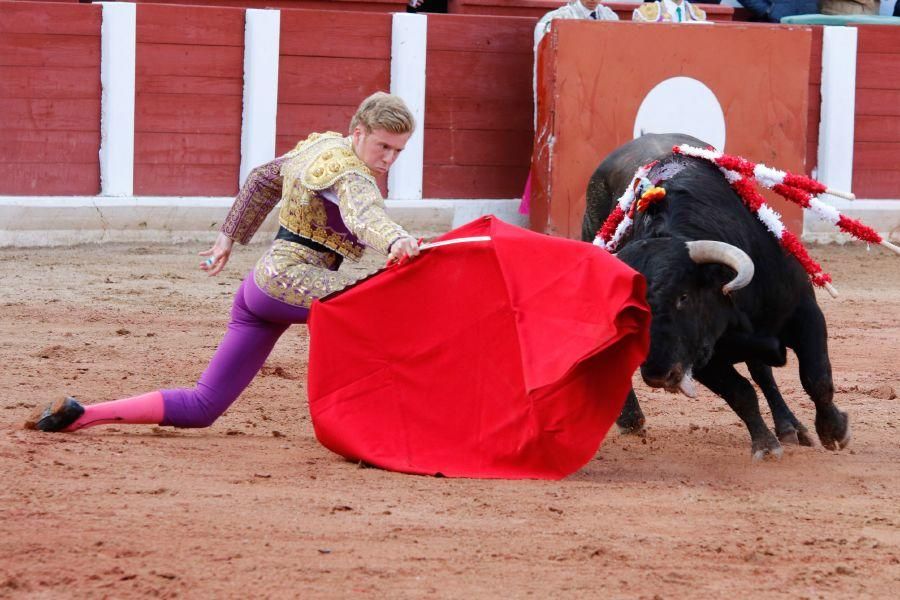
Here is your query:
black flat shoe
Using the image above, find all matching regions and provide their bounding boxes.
[24,396,85,432]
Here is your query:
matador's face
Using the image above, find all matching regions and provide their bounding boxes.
[351,126,411,175]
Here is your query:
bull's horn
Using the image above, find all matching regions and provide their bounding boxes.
[686,240,755,294]
[679,369,698,398]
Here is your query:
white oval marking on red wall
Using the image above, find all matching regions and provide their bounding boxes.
[633,77,726,151]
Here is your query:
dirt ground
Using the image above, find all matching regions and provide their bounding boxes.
[0,237,898,599]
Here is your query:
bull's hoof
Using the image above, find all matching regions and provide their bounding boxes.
[616,414,646,435]
[776,428,800,446]
[816,409,850,451]
[795,424,815,447]
[751,433,783,462]
[776,423,814,447]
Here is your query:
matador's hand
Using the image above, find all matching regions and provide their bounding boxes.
[199,232,234,277]
[387,236,421,264]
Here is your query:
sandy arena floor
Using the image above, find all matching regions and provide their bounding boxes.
[0,237,898,598]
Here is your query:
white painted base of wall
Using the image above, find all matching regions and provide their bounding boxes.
[3,196,897,247]
[802,199,900,244]
[0,197,528,247]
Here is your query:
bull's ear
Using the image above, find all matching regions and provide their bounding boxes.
[699,263,738,295]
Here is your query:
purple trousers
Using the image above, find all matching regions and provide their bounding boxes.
[160,275,310,428]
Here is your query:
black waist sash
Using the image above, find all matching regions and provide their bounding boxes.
[275,226,343,269]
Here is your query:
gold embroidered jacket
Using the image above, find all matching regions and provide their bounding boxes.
[221,132,408,261]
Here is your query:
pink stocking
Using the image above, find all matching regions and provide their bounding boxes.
[65,391,165,431]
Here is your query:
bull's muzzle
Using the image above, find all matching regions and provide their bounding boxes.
[641,363,697,398]
[641,363,684,391]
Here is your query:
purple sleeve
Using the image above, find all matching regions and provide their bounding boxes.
[221,156,289,245]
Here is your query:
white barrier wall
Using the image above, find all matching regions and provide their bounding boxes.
[387,12,427,201]
[98,2,136,197]
[239,9,281,187]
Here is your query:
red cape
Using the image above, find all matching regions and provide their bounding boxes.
[307,216,649,479]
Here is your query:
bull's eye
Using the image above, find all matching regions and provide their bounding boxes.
[676,293,689,309]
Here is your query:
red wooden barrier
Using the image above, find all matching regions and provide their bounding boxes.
[276,9,392,191]
[2,2,898,203]
[276,9,392,153]
[424,14,534,198]
[128,0,408,13]
[0,1,101,195]
[134,4,245,196]
[532,21,810,238]
[852,25,900,199]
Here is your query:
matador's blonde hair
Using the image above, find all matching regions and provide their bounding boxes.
[350,92,415,135]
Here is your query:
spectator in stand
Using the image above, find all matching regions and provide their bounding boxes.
[632,0,707,21]
[820,0,878,14]
[407,0,448,13]
[736,0,821,21]
[535,0,619,47]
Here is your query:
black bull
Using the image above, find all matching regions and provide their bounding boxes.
[581,133,850,459]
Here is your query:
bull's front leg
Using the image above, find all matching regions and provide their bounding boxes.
[747,360,814,447]
[616,388,645,434]
[695,359,782,460]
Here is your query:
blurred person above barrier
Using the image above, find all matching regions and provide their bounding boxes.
[535,0,619,47]
[407,0,448,13]
[736,0,820,21]
[821,0,878,14]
